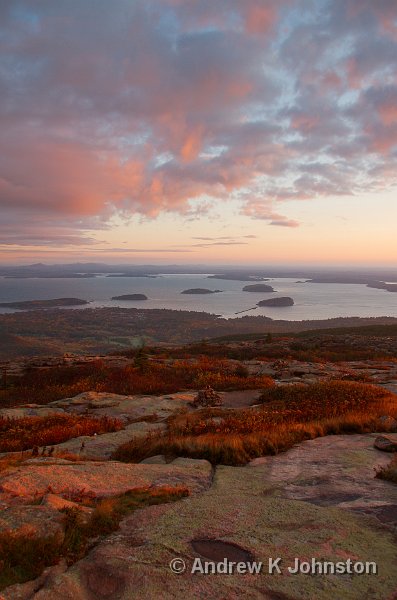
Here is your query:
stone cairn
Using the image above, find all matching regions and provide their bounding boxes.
[193,386,223,407]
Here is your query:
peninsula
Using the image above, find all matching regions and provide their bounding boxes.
[0,298,89,310]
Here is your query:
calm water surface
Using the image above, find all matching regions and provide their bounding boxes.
[0,274,396,320]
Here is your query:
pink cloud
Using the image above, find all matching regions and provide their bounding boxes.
[0,0,396,248]
[244,4,277,34]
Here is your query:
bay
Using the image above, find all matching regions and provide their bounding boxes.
[0,274,396,320]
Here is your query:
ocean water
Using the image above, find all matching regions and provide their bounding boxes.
[0,274,396,320]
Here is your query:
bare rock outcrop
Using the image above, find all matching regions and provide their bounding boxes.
[4,434,397,600]
[0,459,213,501]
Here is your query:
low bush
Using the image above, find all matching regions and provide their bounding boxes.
[0,531,61,590]
[0,357,274,407]
[0,414,123,452]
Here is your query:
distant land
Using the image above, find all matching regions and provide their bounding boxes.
[243,284,275,292]
[106,274,158,278]
[1,263,397,287]
[181,288,222,294]
[4,273,96,279]
[257,297,294,307]
[208,274,268,282]
[1,307,397,359]
[308,276,397,293]
[367,281,397,293]
[111,294,148,301]
[0,298,89,310]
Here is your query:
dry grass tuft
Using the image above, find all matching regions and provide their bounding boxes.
[0,414,123,453]
[375,455,397,484]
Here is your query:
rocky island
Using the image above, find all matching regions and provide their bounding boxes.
[111,294,148,301]
[242,284,275,292]
[181,288,222,294]
[0,298,89,310]
[257,296,294,307]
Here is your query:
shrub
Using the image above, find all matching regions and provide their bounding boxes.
[0,531,61,590]
[0,414,123,452]
[0,358,274,407]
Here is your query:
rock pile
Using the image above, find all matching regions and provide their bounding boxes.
[193,387,223,407]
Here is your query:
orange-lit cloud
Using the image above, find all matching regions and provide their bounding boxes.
[0,0,396,258]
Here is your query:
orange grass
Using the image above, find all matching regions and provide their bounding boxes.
[0,357,274,407]
[114,381,397,465]
[0,414,123,452]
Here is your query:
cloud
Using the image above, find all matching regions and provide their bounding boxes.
[0,0,396,247]
[191,241,248,248]
[269,219,300,228]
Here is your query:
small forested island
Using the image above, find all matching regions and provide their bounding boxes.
[257,297,294,307]
[0,298,89,309]
[181,288,222,294]
[243,284,275,292]
[111,294,148,301]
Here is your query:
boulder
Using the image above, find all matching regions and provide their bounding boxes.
[374,435,397,452]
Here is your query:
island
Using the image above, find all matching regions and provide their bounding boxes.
[0,298,89,310]
[111,294,148,301]
[257,297,294,307]
[181,288,222,294]
[243,284,275,292]
[308,276,397,293]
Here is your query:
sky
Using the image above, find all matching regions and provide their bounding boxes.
[0,0,396,266]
